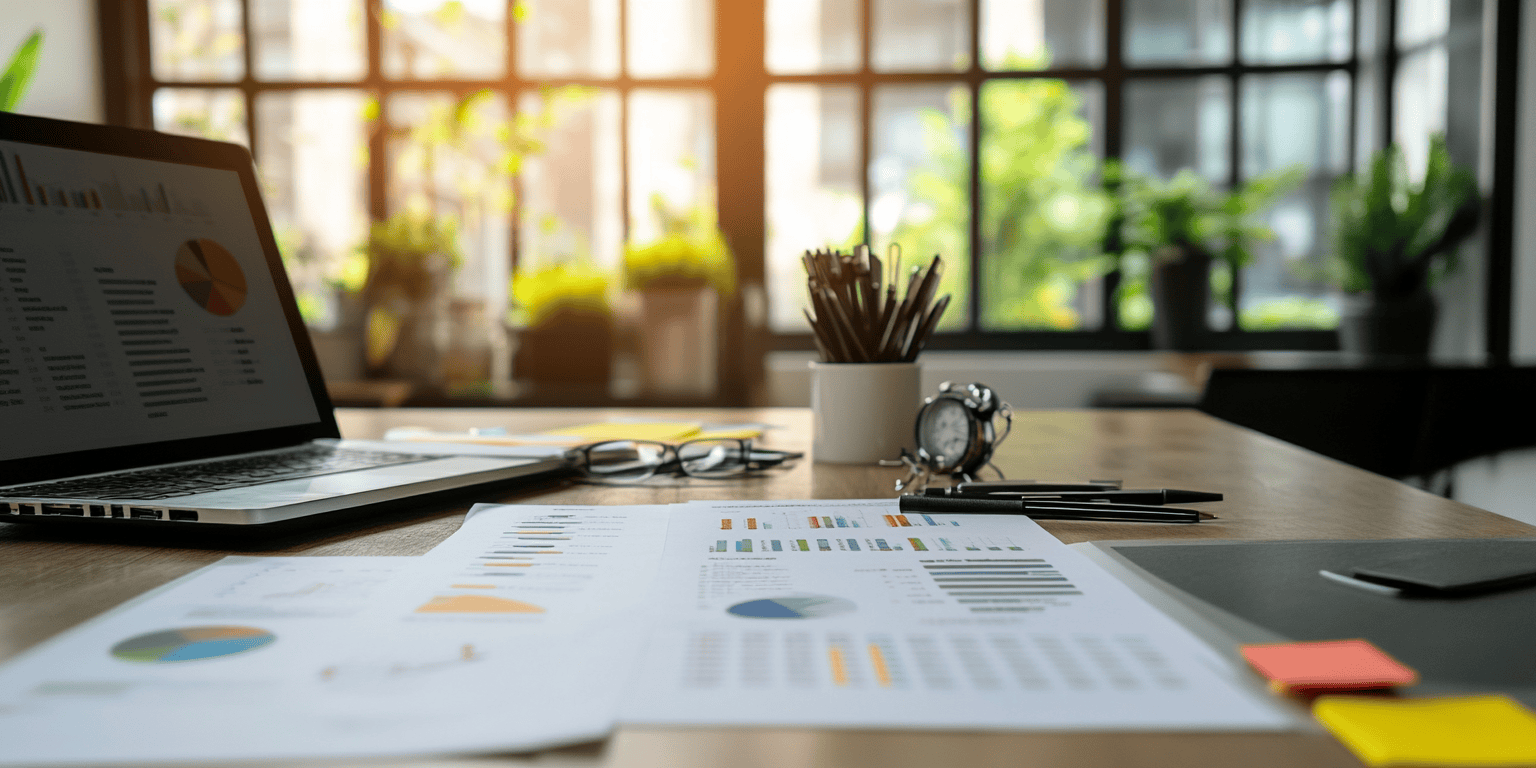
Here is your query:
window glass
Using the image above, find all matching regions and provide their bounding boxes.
[150,0,245,81]
[255,90,370,329]
[766,0,860,74]
[381,0,506,79]
[870,84,971,330]
[1237,72,1349,330]
[251,0,367,80]
[1393,47,1448,179]
[153,88,249,146]
[1241,0,1351,64]
[1124,0,1231,65]
[980,80,1109,331]
[872,0,970,72]
[1396,0,1449,47]
[766,84,863,332]
[627,0,714,78]
[627,90,717,246]
[518,89,624,270]
[1123,77,1231,183]
[386,91,513,301]
[517,0,621,78]
[981,0,1105,70]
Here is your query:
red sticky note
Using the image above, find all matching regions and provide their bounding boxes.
[1240,639,1418,694]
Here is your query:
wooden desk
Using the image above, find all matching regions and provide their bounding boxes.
[3,408,1532,768]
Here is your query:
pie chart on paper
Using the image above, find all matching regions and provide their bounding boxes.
[110,625,275,663]
[175,238,248,316]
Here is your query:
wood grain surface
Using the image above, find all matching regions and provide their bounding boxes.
[2,407,1530,768]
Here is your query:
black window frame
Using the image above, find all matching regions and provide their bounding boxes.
[96,0,1521,383]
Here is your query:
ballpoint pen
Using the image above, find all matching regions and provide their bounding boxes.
[922,488,1224,505]
[898,495,1215,523]
[949,480,1123,493]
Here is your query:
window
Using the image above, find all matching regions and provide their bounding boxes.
[104,0,1518,386]
[764,0,1360,349]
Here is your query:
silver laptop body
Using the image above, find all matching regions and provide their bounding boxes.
[0,112,567,527]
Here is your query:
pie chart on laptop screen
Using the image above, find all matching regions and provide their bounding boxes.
[175,238,248,316]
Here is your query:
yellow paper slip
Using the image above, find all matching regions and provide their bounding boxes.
[541,422,705,442]
[1314,695,1536,767]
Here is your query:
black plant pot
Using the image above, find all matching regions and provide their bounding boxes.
[1150,249,1211,350]
[1338,291,1437,356]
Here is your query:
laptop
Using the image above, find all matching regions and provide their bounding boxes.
[0,112,569,527]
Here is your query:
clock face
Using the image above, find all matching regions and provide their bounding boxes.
[918,398,973,467]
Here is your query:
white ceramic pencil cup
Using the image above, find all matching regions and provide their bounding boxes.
[811,361,921,464]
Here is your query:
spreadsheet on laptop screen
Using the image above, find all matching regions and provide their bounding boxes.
[0,139,320,461]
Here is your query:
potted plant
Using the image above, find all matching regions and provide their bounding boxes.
[509,259,615,391]
[622,194,735,397]
[357,211,462,382]
[1328,134,1480,355]
[1111,163,1303,349]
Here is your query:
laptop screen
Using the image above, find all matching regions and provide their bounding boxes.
[0,135,323,464]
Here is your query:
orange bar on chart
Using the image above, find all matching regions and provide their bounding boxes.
[884,514,898,527]
[896,515,911,526]
[828,646,849,686]
[721,519,732,530]
[868,644,893,687]
[747,518,757,529]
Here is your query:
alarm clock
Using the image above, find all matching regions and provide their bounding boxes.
[912,381,1012,481]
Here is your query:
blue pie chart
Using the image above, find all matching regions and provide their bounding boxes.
[727,595,857,619]
[111,626,275,663]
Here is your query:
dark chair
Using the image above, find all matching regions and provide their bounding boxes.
[1198,367,1536,480]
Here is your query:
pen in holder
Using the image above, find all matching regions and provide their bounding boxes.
[802,245,947,464]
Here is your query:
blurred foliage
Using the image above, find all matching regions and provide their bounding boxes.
[878,51,1113,330]
[510,260,613,328]
[1327,134,1480,299]
[1110,160,1303,320]
[1240,296,1340,330]
[357,212,463,369]
[1111,162,1304,271]
[623,193,736,295]
[0,29,42,112]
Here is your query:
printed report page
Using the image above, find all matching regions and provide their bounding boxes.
[621,499,1293,731]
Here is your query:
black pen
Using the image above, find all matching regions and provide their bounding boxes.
[898,495,1214,523]
[923,488,1223,505]
[950,480,1122,493]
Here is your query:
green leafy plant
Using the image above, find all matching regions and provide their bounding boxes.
[357,212,462,370]
[1112,163,1304,271]
[1,30,43,112]
[1328,134,1480,299]
[622,193,736,295]
[510,260,613,328]
[1110,162,1304,318]
[885,62,1111,330]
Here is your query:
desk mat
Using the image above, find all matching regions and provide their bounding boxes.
[1097,539,1536,700]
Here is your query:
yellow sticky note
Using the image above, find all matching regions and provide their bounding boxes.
[693,428,765,440]
[1314,694,1536,767]
[541,422,703,442]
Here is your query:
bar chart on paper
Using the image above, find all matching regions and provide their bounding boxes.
[404,504,672,624]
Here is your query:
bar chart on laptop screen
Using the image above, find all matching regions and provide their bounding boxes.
[0,139,319,462]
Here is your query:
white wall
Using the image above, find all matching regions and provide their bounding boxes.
[0,0,100,123]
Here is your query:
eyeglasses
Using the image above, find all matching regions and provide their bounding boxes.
[567,439,803,483]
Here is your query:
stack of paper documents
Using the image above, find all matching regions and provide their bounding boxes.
[0,500,1293,764]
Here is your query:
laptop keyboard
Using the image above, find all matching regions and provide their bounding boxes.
[3,446,432,500]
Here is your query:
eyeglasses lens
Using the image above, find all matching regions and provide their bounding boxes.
[583,441,669,481]
[677,439,749,478]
